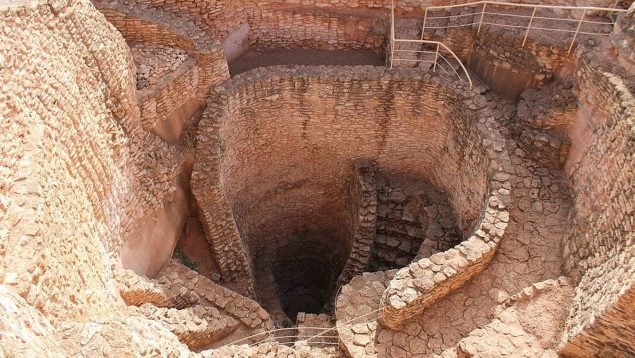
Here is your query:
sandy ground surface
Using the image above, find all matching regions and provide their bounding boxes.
[229,48,386,76]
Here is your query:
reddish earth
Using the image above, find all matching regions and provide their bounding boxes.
[229,48,385,76]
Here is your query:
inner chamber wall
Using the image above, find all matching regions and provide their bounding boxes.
[200,67,490,319]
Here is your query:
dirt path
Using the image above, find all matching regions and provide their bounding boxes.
[229,48,385,76]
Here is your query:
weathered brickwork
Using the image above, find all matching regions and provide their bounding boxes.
[191,96,255,288]
[131,43,189,89]
[336,161,378,287]
[154,261,273,341]
[336,270,397,358]
[330,78,582,356]
[378,82,512,329]
[371,176,464,271]
[137,58,200,142]
[517,79,577,130]
[133,303,239,350]
[296,312,338,347]
[409,22,575,99]
[517,128,571,169]
[611,7,635,73]
[115,269,170,307]
[559,48,635,356]
[511,80,577,169]
[380,187,512,329]
[95,2,230,140]
[113,261,274,350]
[94,0,248,40]
[94,0,619,42]
[0,286,66,355]
[247,7,387,51]
[457,277,574,357]
[1,0,633,356]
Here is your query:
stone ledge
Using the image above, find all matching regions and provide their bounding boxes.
[457,277,574,357]
[379,176,511,329]
[133,303,239,350]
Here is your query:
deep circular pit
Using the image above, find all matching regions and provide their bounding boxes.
[192,67,491,325]
[270,232,347,320]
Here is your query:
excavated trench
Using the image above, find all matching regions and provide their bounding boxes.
[109,0,540,327]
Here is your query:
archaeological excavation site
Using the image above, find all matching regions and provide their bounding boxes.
[1,0,634,356]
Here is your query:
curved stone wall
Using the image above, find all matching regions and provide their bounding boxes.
[192,66,494,317]
[95,2,230,141]
[246,7,387,52]
[376,78,512,329]
[559,47,635,356]
[2,0,632,355]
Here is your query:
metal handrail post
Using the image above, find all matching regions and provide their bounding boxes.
[426,1,626,13]
[421,7,428,40]
[433,42,440,72]
[390,0,396,67]
[437,41,473,89]
[522,7,537,47]
[568,9,586,54]
[477,2,486,34]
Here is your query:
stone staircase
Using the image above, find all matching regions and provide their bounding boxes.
[115,260,273,351]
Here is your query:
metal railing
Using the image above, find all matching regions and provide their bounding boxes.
[217,303,387,350]
[389,1,474,88]
[415,1,627,53]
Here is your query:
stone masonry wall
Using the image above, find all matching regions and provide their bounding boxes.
[246,7,388,52]
[96,0,616,99]
[137,58,200,143]
[95,2,230,140]
[191,96,255,288]
[379,85,512,329]
[559,48,635,356]
[370,177,464,271]
[512,80,576,169]
[131,43,189,89]
[0,0,183,324]
[95,0,248,40]
[415,22,575,99]
[193,66,491,315]
[336,161,378,288]
[95,0,621,41]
